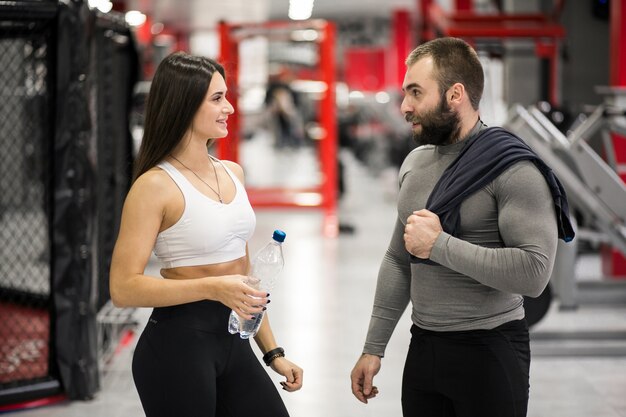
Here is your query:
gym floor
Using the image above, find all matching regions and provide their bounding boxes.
[11,140,626,417]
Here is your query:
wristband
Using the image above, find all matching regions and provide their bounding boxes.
[263,347,285,366]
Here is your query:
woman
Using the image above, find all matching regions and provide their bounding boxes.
[109,52,302,417]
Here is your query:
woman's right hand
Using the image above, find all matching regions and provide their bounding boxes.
[211,275,269,319]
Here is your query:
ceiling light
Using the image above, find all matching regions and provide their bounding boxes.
[289,0,314,21]
[88,0,112,13]
[125,11,147,27]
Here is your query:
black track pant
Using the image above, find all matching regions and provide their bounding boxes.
[402,319,530,417]
[132,301,290,417]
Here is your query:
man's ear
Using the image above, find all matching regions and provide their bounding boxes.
[447,83,465,105]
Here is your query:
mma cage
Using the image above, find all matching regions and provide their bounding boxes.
[0,0,138,407]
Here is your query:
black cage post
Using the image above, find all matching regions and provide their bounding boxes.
[0,0,138,407]
[52,0,100,401]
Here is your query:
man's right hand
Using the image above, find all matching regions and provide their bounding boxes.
[350,353,381,404]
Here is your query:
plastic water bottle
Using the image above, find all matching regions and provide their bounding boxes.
[228,229,286,339]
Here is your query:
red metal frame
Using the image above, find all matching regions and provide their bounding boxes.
[392,10,411,89]
[604,0,626,277]
[455,0,471,11]
[424,2,565,106]
[427,5,565,38]
[218,21,240,164]
[0,394,67,412]
[419,0,432,42]
[610,0,626,87]
[218,20,338,237]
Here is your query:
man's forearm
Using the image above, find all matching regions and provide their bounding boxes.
[363,246,411,357]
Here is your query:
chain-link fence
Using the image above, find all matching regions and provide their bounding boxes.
[0,0,138,406]
[0,0,58,404]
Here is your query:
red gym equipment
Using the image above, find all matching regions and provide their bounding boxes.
[218,20,339,237]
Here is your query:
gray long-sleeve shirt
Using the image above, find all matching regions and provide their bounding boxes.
[363,128,558,357]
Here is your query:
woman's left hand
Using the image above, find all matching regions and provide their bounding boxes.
[270,357,303,392]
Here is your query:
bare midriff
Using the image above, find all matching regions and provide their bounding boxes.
[160,256,248,280]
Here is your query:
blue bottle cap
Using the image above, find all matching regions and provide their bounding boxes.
[272,230,286,242]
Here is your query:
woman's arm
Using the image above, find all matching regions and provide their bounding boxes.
[233,159,302,390]
[254,313,303,392]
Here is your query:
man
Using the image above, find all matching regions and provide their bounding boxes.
[264,67,305,149]
[350,37,573,416]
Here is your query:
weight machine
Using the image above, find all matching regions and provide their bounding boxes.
[505,89,626,356]
[506,88,626,309]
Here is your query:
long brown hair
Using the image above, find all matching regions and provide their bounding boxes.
[132,52,226,181]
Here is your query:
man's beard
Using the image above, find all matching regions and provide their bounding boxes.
[406,95,461,146]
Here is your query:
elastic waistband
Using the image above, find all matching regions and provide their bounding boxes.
[150,300,230,333]
[411,319,528,339]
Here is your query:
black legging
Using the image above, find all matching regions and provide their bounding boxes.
[132,301,290,417]
[401,319,530,417]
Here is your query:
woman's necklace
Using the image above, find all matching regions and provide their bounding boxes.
[170,154,223,203]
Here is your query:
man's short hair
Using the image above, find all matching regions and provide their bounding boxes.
[406,37,484,110]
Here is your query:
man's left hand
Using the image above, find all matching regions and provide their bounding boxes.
[404,209,442,259]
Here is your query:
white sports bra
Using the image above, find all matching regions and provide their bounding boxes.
[153,159,256,269]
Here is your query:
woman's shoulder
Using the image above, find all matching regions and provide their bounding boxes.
[129,166,179,201]
[135,166,172,187]
[221,159,243,173]
[220,159,245,183]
